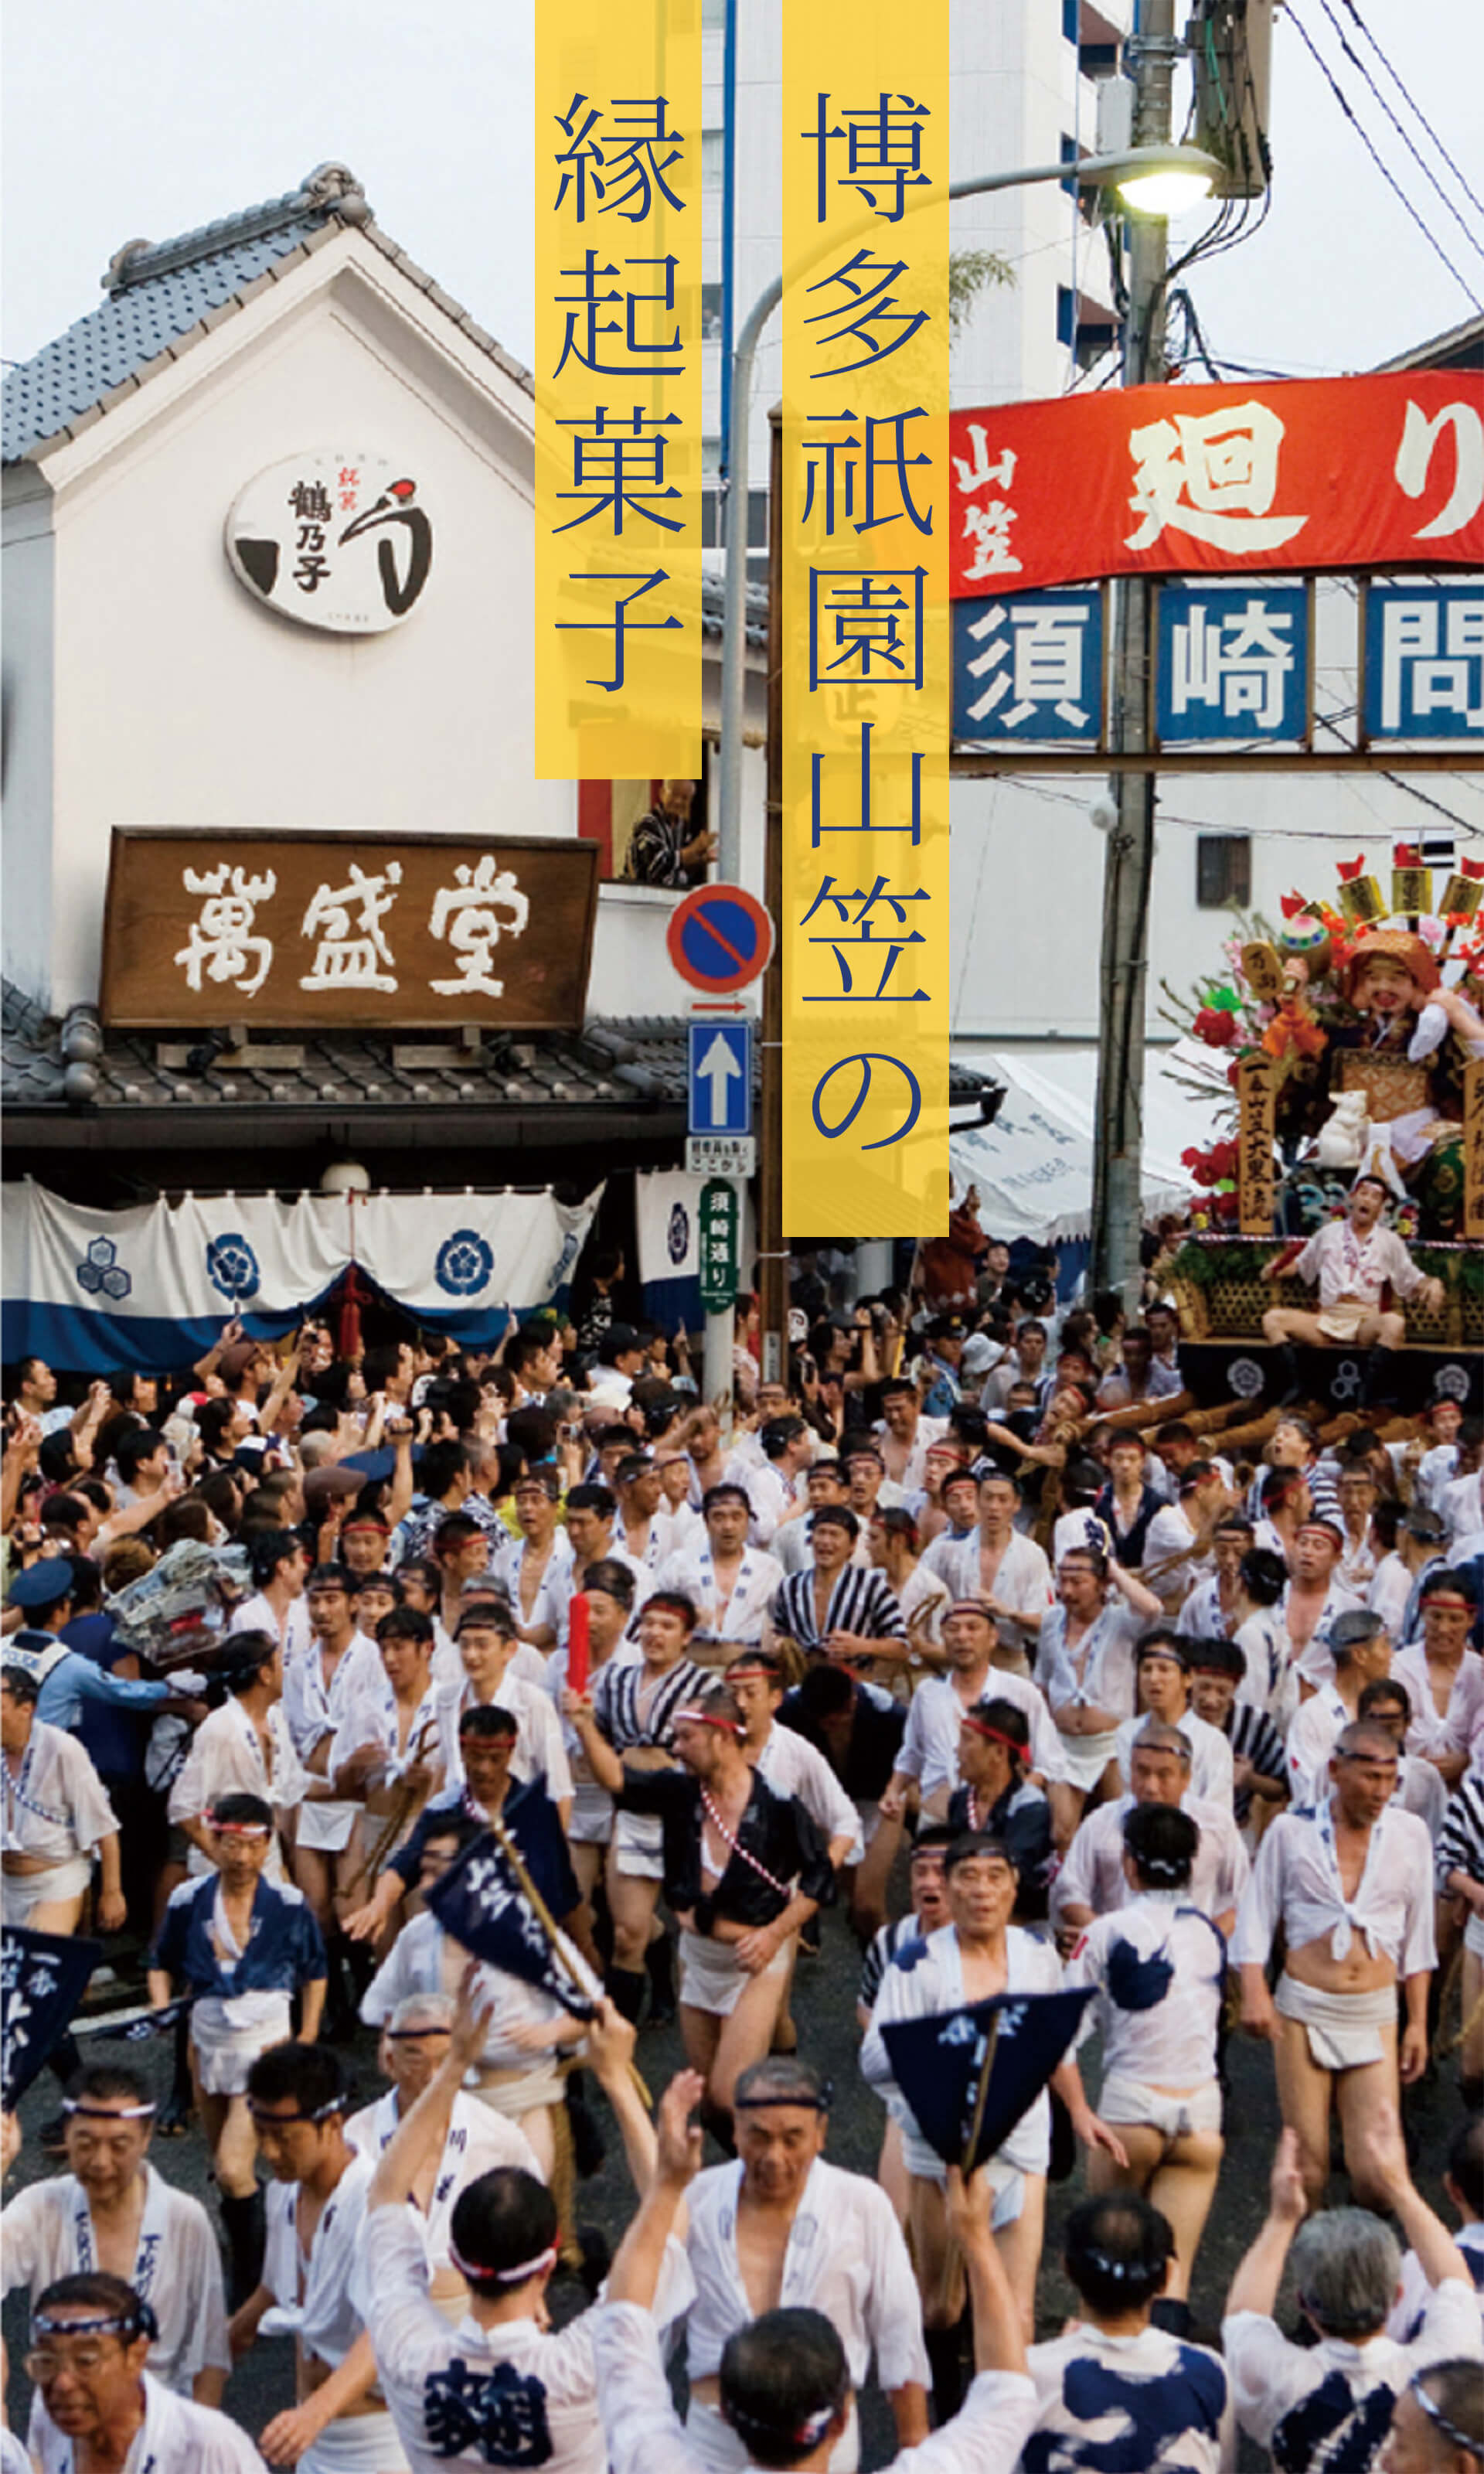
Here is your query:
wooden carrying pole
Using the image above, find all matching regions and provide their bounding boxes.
[485,1810,650,2104]
[938,2010,1001,2321]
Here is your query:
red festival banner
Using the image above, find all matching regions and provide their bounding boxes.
[947,372,1484,598]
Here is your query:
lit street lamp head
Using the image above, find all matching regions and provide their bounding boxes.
[1092,142,1224,217]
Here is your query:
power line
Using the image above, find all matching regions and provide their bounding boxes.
[1285,6,1483,314]
[1336,0,1484,220]
[1308,0,1484,268]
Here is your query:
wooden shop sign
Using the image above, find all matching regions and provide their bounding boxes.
[100,829,598,1033]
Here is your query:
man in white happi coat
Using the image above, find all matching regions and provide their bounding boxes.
[1060,1806,1227,2313]
[1023,2188,1233,2472]
[1285,1608,1394,1805]
[771,1467,866,1580]
[230,1526,312,1667]
[934,1471,1052,1671]
[1,1661,124,1934]
[24,2274,266,2474]
[1442,1464,1484,1554]
[860,1834,1126,2373]
[1052,1725,1249,1950]
[880,1601,1072,1845]
[1,2063,230,2405]
[345,1993,542,2316]
[725,1651,859,1868]
[499,1470,576,1652]
[1261,1171,1445,1403]
[873,1378,948,1496]
[1223,2111,1482,2472]
[362,1983,693,2474]
[1109,1632,1234,1811]
[655,1485,784,1648]
[674,2054,929,2473]
[589,2070,1038,2474]
[1233,1717,1437,2210]
[431,1602,572,1822]
[232,2040,409,2474]
[1034,1545,1162,1811]
[1391,1576,1484,1794]
[168,1630,304,1885]
[284,1564,386,1948]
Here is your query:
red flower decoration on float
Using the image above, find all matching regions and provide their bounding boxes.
[1193,1007,1241,1048]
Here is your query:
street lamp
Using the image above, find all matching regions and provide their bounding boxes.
[715,140,1221,877]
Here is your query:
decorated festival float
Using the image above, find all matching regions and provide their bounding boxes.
[1158,845,1484,1414]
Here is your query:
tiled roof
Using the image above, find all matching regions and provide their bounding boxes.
[3,162,534,468]
[700,574,771,648]
[2,987,999,1123]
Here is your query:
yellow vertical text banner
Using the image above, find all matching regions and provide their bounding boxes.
[535,3,702,780]
[781,8,950,1239]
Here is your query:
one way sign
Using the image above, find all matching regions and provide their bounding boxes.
[687,1020,752,1136]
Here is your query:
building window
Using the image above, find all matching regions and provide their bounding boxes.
[1196,833,1252,909]
[701,486,768,550]
[1058,287,1119,370]
[701,128,724,189]
[703,0,726,24]
[701,281,724,341]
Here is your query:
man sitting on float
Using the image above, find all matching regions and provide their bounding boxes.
[1260,1172,1447,1410]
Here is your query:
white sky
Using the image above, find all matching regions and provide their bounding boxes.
[4,1,1482,380]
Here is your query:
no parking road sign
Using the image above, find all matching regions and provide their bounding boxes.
[667,882,774,996]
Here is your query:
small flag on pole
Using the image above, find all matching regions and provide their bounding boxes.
[426,1824,597,2020]
[2,1930,103,2108]
[880,1987,1094,2173]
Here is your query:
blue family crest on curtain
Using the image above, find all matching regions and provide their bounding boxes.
[3,1182,603,1373]
[206,1231,263,1300]
[434,1229,496,1297]
[76,1238,132,1301]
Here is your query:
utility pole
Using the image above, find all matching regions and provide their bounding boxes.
[1089,0,1179,1307]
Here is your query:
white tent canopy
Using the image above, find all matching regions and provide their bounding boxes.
[948,1043,1227,1244]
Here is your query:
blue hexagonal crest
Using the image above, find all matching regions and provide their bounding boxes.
[206,1232,262,1300]
[435,1228,495,1296]
[75,1235,132,1302]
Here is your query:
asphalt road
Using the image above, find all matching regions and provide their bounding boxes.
[5,1905,1467,2472]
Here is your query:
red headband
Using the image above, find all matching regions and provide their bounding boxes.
[962,1716,1026,1757]
[672,1704,744,1736]
[1421,1590,1470,1612]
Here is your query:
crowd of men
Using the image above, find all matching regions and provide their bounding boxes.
[2,1256,1482,2474]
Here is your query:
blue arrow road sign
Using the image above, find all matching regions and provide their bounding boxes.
[688,1021,752,1136]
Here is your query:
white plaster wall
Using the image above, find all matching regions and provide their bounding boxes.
[587,882,695,1017]
[1,477,56,1004]
[29,261,574,1014]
